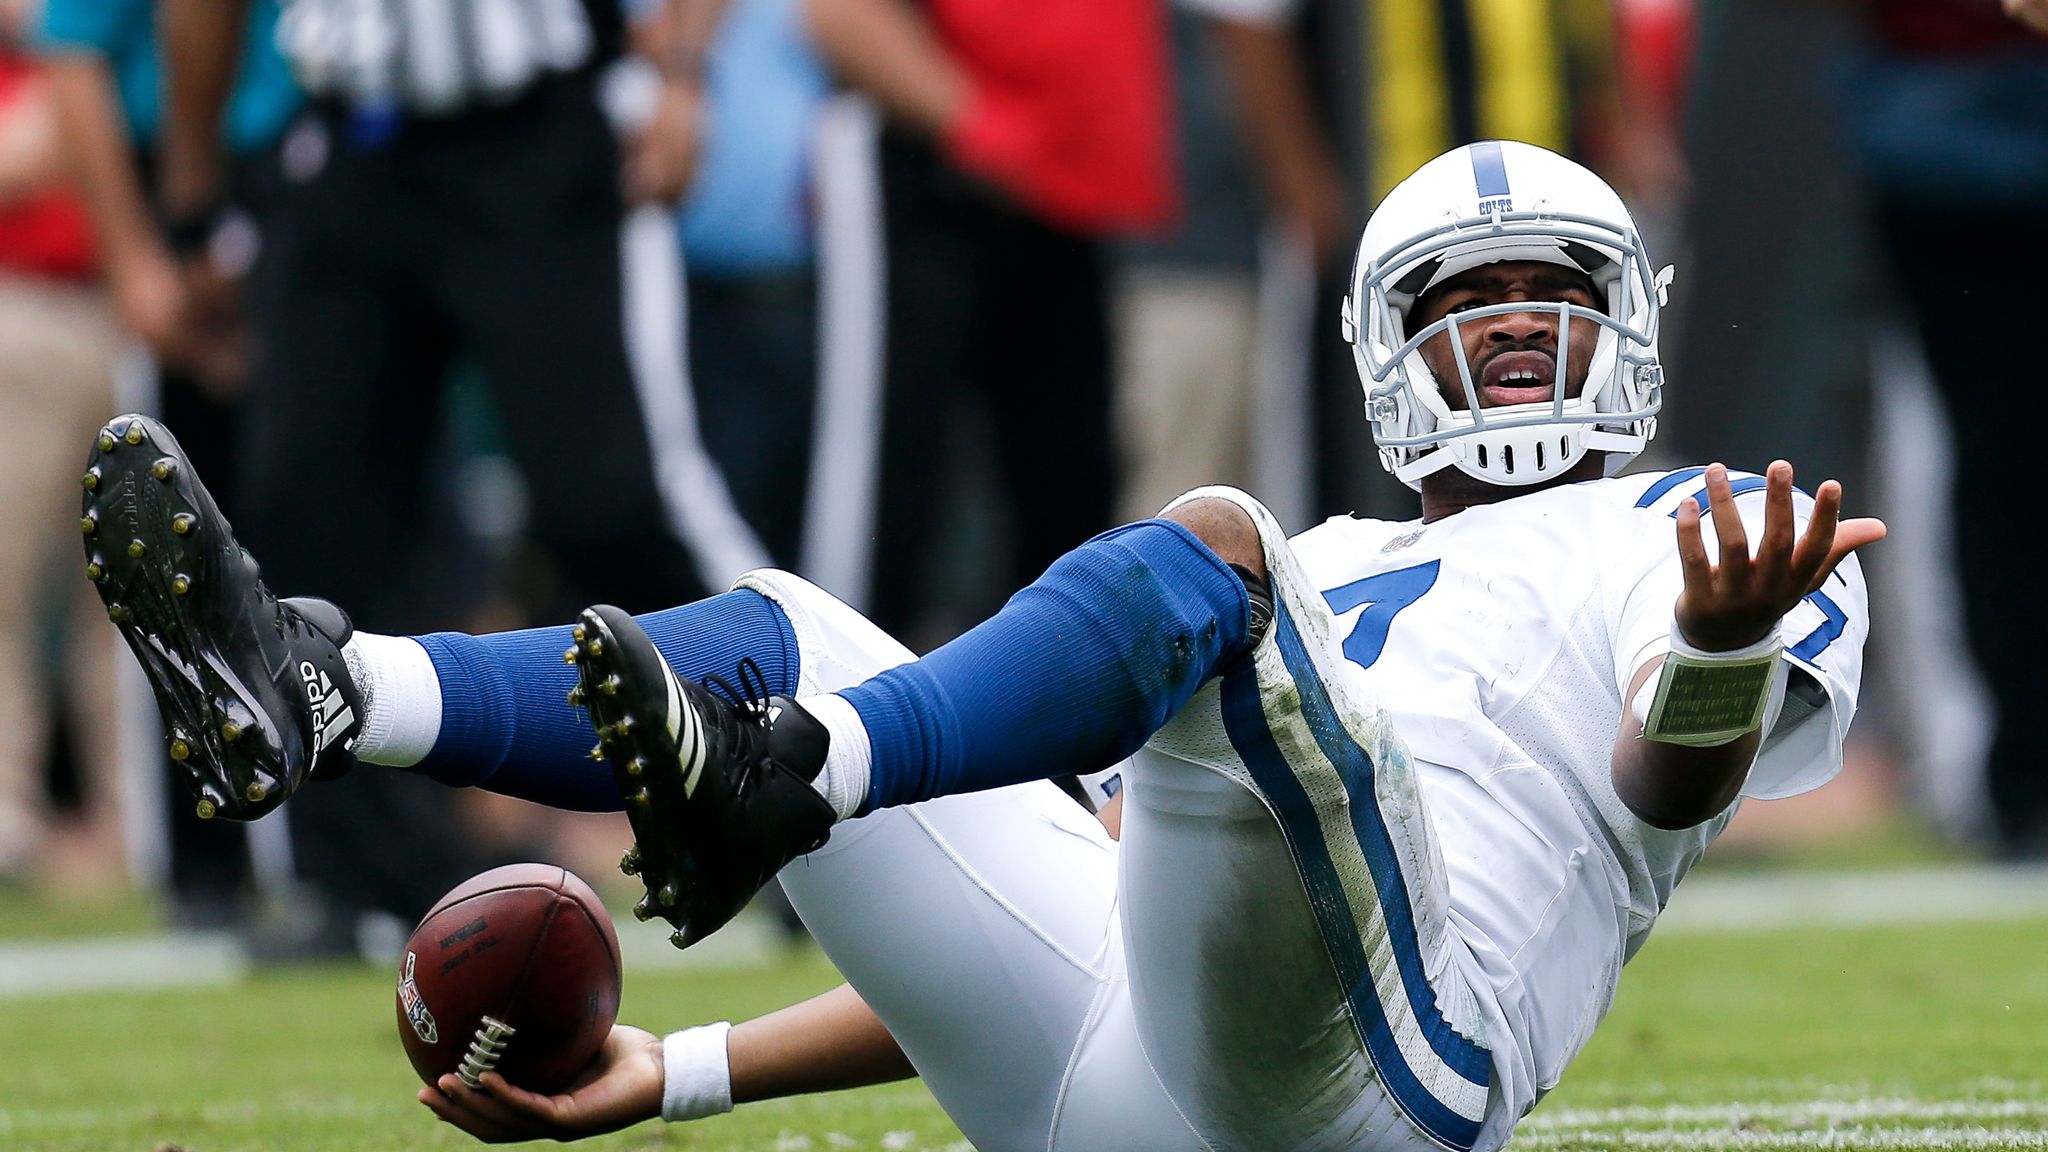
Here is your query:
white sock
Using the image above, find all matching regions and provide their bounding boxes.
[799,693,870,821]
[340,633,443,766]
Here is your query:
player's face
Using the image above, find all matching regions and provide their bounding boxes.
[1408,261,1603,412]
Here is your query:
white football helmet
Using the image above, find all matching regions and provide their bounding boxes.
[1341,140,1672,489]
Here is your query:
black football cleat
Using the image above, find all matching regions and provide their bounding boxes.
[82,414,363,821]
[569,604,835,949]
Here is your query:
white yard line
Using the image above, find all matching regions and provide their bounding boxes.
[1512,1096,2048,1150]
[0,931,246,999]
[3,865,2045,999]
[1655,865,2048,934]
[0,912,782,1001]
[1525,1098,2048,1129]
[1512,1127,2048,1150]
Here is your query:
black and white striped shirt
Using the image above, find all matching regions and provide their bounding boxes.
[275,0,624,116]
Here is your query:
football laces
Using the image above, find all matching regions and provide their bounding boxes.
[457,1016,517,1088]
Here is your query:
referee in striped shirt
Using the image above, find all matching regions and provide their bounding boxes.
[151,0,768,932]
[156,0,767,620]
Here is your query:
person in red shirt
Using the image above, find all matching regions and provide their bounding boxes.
[802,0,1175,642]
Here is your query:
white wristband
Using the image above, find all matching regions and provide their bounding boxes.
[1638,625,1783,747]
[661,1022,734,1122]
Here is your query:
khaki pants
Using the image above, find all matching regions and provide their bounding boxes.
[1112,266,1258,521]
[0,274,123,875]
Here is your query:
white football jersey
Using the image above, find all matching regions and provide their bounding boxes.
[1285,468,1867,1117]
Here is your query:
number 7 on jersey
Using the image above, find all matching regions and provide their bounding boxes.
[1323,560,1442,670]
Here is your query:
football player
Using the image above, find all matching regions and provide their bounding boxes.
[84,141,1881,1151]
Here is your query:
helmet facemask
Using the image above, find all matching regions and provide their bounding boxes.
[1344,146,1672,490]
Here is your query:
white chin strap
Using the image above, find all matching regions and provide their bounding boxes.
[1394,423,1646,487]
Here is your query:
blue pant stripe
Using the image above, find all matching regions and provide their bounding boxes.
[1220,658,1485,1150]
[1268,605,1494,1086]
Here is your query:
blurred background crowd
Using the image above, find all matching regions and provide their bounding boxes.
[0,0,2042,961]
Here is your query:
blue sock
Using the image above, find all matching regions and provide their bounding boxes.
[841,520,1250,813]
[410,590,797,810]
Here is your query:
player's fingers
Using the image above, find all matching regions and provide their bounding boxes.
[421,1084,525,1143]
[1674,490,1713,587]
[1807,517,1887,595]
[1704,464,1750,577]
[475,1071,566,1122]
[1756,460,1797,575]
[433,1075,543,1140]
[1790,479,1845,587]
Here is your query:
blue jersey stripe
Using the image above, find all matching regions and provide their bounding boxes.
[1790,590,1848,662]
[1670,474,1771,517]
[1268,606,1494,1086]
[1635,467,1707,508]
[1644,469,1818,518]
[1220,661,1487,1151]
[1469,140,1510,202]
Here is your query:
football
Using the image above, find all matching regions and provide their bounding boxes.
[395,863,623,1094]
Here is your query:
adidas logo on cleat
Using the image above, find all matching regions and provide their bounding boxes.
[302,660,357,774]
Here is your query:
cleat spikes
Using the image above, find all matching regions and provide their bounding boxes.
[563,647,578,665]
[82,414,364,821]
[572,625,587,643]
[670,930,687,949]
[633,896,655,922]
[566,686,585,707]
[568,602,839,949]
[589,743,605,761]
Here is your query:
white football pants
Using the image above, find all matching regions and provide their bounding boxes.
[738,497,1501,1152]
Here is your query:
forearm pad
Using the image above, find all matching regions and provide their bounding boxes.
[1635,628,1783,748]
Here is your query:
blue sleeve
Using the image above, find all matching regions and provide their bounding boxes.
[37,0,145,53]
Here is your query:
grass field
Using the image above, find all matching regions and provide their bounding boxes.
[2,903,2044,1151]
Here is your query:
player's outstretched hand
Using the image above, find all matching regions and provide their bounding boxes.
[420,1024,664,1143]
[1672,461,1886,652]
